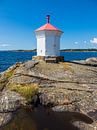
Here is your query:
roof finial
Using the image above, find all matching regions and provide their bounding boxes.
[46,15,50,23]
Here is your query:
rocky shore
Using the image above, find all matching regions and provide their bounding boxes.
[0,58,97,129]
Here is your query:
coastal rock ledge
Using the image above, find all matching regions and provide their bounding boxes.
[0,58,97,129]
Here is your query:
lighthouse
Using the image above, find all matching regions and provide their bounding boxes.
[35,15,63,57]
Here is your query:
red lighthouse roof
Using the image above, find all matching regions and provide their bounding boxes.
[36,23,62,32]
[35,15,62,32]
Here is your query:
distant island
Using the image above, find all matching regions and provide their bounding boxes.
[8,49,97,52]
[1,49,97,52]
[9,49,37,52]
[60,49,97,52]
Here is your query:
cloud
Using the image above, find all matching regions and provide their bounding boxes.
[74,42,78,44]
[0,43,11,47]
[84,41,87,43]
[90,38,97,44]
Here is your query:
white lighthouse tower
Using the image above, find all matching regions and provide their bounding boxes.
[35,15,63,57]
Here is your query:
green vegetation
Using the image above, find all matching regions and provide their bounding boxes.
[0,81,6,91]
[0,69,14,91]
[4,70,14,78]
[1,48,97,52]
[9,49,37,52]
[60,49,97,52]
[8,83,38,102]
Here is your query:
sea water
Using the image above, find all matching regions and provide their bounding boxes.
[0,51,97,72]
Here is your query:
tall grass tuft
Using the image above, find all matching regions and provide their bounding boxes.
[8,83,38,103]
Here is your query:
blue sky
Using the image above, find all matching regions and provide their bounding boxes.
[0,0,97,50]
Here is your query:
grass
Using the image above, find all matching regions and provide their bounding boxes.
[7,83,39,102]
[3,62,21,79]
[0,69,14,91]
[0,81,6,91]
[4,69,14,78]
[60,62,74,72]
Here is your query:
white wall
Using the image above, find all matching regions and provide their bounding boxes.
[37,37,45,56]
[46,33,55,56]
[45,31,62,56]
[36,30,62,56]
[36,31,46,56]
[54,35,60,56]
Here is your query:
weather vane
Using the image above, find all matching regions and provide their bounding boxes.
[46,15,50,23]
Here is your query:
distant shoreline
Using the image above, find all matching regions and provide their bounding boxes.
[60,49,97,52]
[0,49,97,52]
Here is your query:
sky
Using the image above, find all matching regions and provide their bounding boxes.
[0,0,97,50]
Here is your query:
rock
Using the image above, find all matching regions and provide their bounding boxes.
[85,57,97,66]
[0,112,13,127]
[0,59,97,128]
[52,105,78,112]
[14,60,39,74]
[0,90,26,127]
[73,121,97,130]
[39,93,58,106]
[39,85,97,113]
[72,57,97,67]
[0,62,22,91]
[86,57,97,63]
[0,90,26,112]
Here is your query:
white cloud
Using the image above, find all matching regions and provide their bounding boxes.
[84,41,87,43]
[0,43,11,47]
[74,42,78,44]
[90,38,97,44]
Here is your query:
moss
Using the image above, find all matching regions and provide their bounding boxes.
[7,83,38,102]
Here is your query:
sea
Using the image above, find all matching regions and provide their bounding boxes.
[0,51,97,73]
